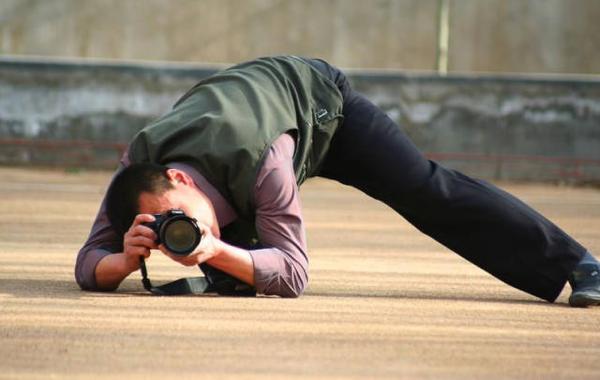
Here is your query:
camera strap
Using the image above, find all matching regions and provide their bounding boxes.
[139,257,256,296]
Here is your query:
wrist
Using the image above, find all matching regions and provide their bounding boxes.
[204,241,255,286]
[122,253,141,274]
[205,238,225,265]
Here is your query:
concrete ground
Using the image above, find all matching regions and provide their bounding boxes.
[1,167,599,379]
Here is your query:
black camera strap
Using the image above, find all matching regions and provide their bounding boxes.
[139,257,256,296]
[139,257,210,295]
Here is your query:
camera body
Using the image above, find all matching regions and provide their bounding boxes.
[143,209,202,256]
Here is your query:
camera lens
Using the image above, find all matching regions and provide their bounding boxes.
[163,218,200,255]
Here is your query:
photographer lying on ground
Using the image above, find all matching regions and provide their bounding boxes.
[75,56,600,306]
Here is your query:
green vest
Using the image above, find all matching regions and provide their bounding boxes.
[128,56,344,224]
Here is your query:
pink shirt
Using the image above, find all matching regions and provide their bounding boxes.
[75,134,308,297]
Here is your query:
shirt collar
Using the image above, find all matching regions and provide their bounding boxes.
[166,162,238,228]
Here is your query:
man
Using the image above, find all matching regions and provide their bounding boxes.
[75,56,600,306]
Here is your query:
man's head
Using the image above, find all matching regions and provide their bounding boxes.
[106,163,218,237]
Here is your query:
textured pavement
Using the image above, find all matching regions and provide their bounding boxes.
[1,167,599,379]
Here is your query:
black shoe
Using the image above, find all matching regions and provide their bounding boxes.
[569,263,600,307]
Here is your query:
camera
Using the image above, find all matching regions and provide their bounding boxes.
[143,209,202,256]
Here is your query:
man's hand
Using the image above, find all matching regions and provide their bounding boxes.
[158,222,255,286]
[94,214,159,291]
[122,214,159,271]
[159,222,220,266]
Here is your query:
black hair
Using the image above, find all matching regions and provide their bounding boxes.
[105,162,175,235]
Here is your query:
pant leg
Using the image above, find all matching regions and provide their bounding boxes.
[307,59,586,302]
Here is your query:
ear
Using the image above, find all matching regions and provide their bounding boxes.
[165,168,194,186]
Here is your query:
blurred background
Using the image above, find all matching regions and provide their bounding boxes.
[1,0,599,182]
[1,0,599,73]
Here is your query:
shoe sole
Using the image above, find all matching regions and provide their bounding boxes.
[569,292,600,307]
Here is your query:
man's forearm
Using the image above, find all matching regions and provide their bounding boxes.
[94,239,255,290]
[206,241,255,286]
[95,253,139,291]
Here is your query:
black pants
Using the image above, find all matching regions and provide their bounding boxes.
[306,58,586,302]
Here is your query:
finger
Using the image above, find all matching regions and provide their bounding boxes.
[131,213,156,227]
[124,235,157,249]
[196,223,211,237]
[128,224,157,240]
[195,231,214,254]
[159,244,197,266]
[177,254,202,266]
[124,245,151,259]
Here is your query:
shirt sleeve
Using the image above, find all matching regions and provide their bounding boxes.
[74,196,124,290]
[249,134,309,297]
[74,155,129,290]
